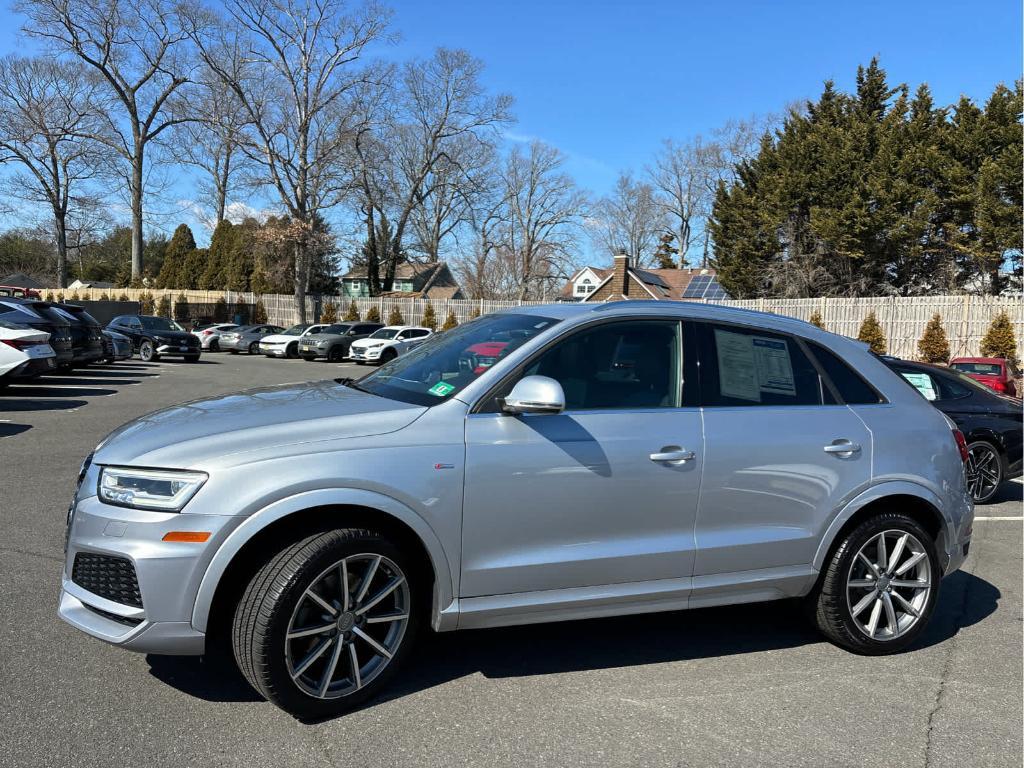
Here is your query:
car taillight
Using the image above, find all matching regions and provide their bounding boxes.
[953,429,969,463]
[202,329,213,335]
[1,338,44,350]
[991,380,1007,392]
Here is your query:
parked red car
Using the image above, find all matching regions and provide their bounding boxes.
[949,357,1021,398]
[0,285,42,299]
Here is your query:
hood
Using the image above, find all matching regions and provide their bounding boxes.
[94,379,426,467]
[260,333,301,344]
[351,337,387,348]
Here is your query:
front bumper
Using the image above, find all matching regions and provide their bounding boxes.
[59,494,242,655]
[298,344,328,359]
[259,343,290,357]
[155,342,200,357]
[350,347,382,361]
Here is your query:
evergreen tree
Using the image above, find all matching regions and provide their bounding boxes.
[180,248,209,290]
[857,312,887,354]
[980,311,1018,364]
[387,305,405,325]
[653,233,679,269]
[320,301,338,323]
[201,220,234,290]
[252,298,268,323]
[98,292,110,301]
[44,291,55,302]
[174,294,190,324]
[155,293,171,318]
[156,224,197,289]
[441,309,458,331]
[213,296,229,323]
[421,302,437,330]
[365,305,381,323]
[917,313,950,363]
[344,301,361,321]
[139,291,155,314]
[809,309,825,329]
[118,292,130,302]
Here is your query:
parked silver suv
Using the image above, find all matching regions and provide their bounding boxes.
[60,301,973,718]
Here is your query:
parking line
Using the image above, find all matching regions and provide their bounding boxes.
[973,516,1023,521]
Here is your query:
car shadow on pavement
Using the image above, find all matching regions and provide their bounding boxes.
[2,385,117,398]
[0,397,89,411]
[0,422,31,438]
[988,481,1022,504]
[145,570,999,716]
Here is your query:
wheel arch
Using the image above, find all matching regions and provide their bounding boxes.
[192,489,455,638]
[813,482,952,574]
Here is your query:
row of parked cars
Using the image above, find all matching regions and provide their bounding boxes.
[191,320,434,364]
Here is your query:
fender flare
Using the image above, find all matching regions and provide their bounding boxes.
[190,488,455,633]
[811,480,953,571]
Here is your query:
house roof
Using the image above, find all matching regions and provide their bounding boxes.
[1,272,46,289]
[342,262,447,281]
[568,264,727,301]
[560,267,611,297]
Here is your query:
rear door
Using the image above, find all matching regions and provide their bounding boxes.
[693,322,873,579]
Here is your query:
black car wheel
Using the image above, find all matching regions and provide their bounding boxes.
[249,341,260,355]
[210,338,220,352]
[327,346,343,362]
[286,342,299,359]
[377,348,397,365]
[139,340,159,362]
[966,441,1003,504]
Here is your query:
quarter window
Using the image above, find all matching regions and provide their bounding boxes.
[807,342,883,404]
[696,323,822,407]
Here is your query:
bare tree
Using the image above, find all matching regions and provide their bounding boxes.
[189,0,390,320]
[591,171,667,267]
[18,0,195,282]
[0,56,110,286]
[647,138,716,268]
[356,47,512,294]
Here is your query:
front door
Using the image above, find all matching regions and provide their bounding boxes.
[692,322,873,577]
[461,319,704,597]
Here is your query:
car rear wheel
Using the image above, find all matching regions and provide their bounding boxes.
[139,340,158,362]
[232,529,419,718]
[810,513,938,655]
[210,338,220,352]
[248,341,259,355]
[966,441,1002,504]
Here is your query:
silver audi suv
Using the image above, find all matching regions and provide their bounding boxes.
[61,301,973,717]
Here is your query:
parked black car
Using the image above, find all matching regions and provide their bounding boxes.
[107,314,201,362]
[51,303,105,367]
[297,322,386,361]
[0,297,74,370]
[883,358,1023,503]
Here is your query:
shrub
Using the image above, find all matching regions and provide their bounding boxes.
[344,301,361,321]
[808,309,824,329]
[441,309,458,331]
[980,311,1019,365]
[387,305,405,325]
[320,300,338,324]
[156,294,171,318]
[857,312,887,355]
[68,291,80,302]
[139,291,155,315]
[470,306,481,319]
[213,296,229,323]
[45,291,56,302]
[365,305,381,323]
[118,292,130,302]
[98,292,111,301]
[421,301,437,331]
[917,313,950,364]
[253,298,268,324]
[174,294,190,323]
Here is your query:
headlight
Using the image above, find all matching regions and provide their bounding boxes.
[367,342,384,348]
[98,466,208,512]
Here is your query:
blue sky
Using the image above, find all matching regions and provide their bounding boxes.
[1,0,1021,245]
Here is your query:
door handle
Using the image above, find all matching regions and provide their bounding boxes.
[823,440,861,455]
[650,448,696,463]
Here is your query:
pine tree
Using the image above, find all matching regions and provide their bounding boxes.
[156,224,197,289]
[98,292,110,301]
[365,305,381,323]
[180,248,209,290]
[118,292,130,302]
[653,233,679,269]
[320,301,338,323]
[45,291,55,302]
[213,296,229,323]
[68,291,80,301]
[809,310,825,329]
[441,309,458,330]
[857,312,887,354]
[917,313,950,363]
[421,302,437,330]
[253,298,268,324]
[139,291,155,314]
[201,220,234,290]
[156,293,171,318]
[174,294,191,325]
[980,311,1018,364]
[387,305,405,325]
[344,301,361,321]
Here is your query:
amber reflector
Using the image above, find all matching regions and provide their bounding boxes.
[162,531,211,543]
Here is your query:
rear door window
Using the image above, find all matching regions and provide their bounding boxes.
[696,323,822,407]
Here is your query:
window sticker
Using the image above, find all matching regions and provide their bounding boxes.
[715,329,760,401]
[752,337,796,395]
[428,381,456,398]
[901,372,937,401]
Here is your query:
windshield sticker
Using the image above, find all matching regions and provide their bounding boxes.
[428,381,456,398]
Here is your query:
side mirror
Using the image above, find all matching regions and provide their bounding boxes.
[502,375,566,415]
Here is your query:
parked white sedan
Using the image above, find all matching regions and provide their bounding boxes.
[258,324,329,359]
[0,320,56,386]
[348,325,433,364]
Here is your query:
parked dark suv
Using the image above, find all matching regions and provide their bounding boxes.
[0,298,74,370]
[107,315,201,362]
[52,304,105,367]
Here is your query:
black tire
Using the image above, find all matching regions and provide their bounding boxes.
[966,440,1003,504]
[327,346,343,362]
[139,340,158,362]
[810,512,939,655]
[210,338,220,352]
[184,354,200,363]
[301,355,317,362]
[232,528,421,719]
[355,361,365,365]
[248,341,259,355]
[286,342,299,359]
[378,348,397,365]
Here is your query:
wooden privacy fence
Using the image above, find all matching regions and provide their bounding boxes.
[47,287,1023,361]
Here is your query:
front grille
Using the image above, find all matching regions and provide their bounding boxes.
[72,553,143,608]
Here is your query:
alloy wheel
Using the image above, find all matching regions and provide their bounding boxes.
[846,529,932,641]
[139,341,154,361]
[965,442,1001,503]
[284,553,410,700]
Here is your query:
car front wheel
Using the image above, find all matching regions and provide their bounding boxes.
[810,512,938,655]
[232,528,418,718]
[139,340,158,362]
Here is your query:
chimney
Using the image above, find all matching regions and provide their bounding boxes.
[612,249,629,298]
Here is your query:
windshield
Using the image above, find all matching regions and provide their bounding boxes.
[951,362,1002,376]
[140,316,184,332]
[282,324,308,336]
[324,324,352,334]
[357,313,560,406]
[369,328,400,340]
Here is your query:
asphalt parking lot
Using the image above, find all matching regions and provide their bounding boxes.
[1,353,1021,768]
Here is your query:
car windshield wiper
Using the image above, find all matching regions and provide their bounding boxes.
[334,377,372,394]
